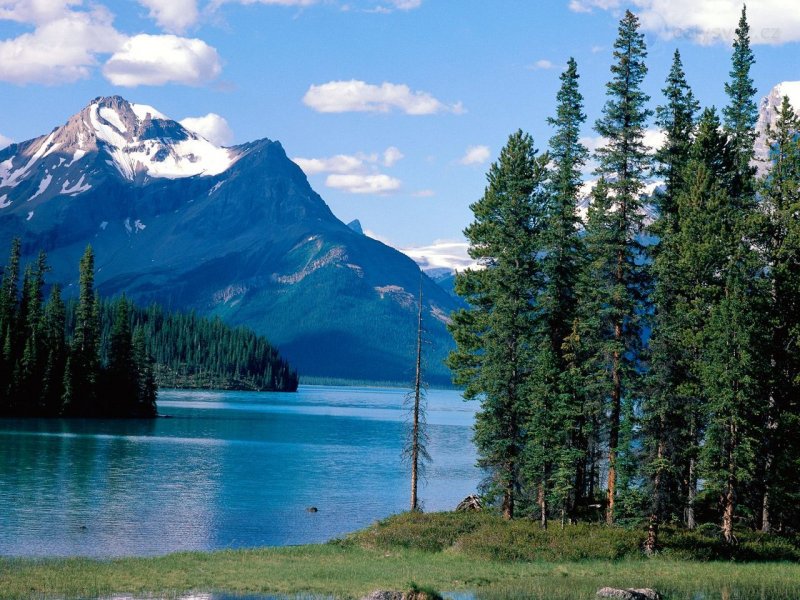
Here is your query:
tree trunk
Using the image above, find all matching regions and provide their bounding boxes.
[409,284,423,512]
[503,468,515,520]
[539,482,548,530]
[761,484,771,534]
[722,420,737,544]
[686,455,696,530]
[645,436,665,555]
[607,333,621,525]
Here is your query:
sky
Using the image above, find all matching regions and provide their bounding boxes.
[1,0,799,268]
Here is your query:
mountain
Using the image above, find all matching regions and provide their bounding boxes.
[0,96,459,385]
[756,81,800,167]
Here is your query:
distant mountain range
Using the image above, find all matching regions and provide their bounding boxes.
[0,96,460,384]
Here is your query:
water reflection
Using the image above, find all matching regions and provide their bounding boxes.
[0,386,480,557]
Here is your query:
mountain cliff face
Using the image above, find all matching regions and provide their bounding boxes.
[0,96,458,384]
[755,81,800,168]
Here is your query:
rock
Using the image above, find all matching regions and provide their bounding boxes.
[305,506,318,513]
[360,592,404,600]
[596,588,661,600]
[455,494,482,512]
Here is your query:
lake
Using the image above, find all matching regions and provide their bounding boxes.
[0,385,481,558]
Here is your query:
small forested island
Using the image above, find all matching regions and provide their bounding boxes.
[0,239,298,419]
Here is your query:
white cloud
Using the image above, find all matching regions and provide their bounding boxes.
[401,240,477,272]
[529,59,555,70]
[293,146,404,194]
[0,0,81,24]
[568,0,799,45]
[180,113,234,145]
[459,145,491,166]
[0,133,12,149]
[326,173,401,194]
[103,34,222,87]
[294,154,366,175]
[137,0,198,33]
[303,80,464,115]
[413,189,434,197]
[382,146,404,166]
[0,6,125,85]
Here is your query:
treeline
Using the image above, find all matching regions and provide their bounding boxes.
[449,8,800,550]
[97,302,299,392]
[0,243,157,418]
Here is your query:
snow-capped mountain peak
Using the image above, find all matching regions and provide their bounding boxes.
[756,81,800,164]
[0,96,241,206]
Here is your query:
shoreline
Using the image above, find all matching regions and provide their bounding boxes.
[3,513,800,600]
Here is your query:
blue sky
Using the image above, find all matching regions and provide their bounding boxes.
[1,0,799,267]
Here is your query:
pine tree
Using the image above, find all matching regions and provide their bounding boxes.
[527,57,588,527]
[0,238,21,412]
[591,9,652,524]
[63,246,100,416]
[448,130,549,519]
[41,285,67,416]
[132,326,157,417]
[643,48,700,551]
[105,296,137,416]
[758,96,800,532]
[723,4,758,202]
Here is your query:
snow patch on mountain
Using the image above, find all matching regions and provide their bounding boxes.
[131,103,168,121]
[0,195,9,209]
[30,172,53,201]
[61,175,92,195]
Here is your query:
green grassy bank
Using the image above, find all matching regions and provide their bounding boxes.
[3,513,800,600]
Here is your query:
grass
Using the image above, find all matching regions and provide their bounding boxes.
[2,513,800,600]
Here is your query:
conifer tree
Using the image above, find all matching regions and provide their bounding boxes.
[132,326,157,417]
[63,245,100,416]
[591,9,652,524]
[643,48,699,551]
[41,285,67,416]
[758,96,800,532]
[448,130,549,519]
[105,296,137,416]
[526,57,588,527]
[0,238,21,411]
[723,4,758,202]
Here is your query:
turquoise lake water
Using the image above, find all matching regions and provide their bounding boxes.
[0,386,480,557]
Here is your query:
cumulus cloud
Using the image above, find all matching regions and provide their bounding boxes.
[401,240,477,272]
[382,146,404,166]
[180,113,234,145]
[0,2,223,86]
[103,34,222,87]
[293,153,365,175]
[293,146,404,194]
[412,189,435,197]
[459,145,491,166]
[326,173,401,194]
[0,5,125,85]
[303,80,464,115]
[568,0,798,45]
[529,59,556,70]
[137,0,198,33]
[0,133,12,149]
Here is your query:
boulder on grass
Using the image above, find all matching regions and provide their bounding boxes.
[455,494,482,512]
[596,588,661,600]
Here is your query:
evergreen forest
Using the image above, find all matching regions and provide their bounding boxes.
[448,7,800,550]
[0,242,299,419]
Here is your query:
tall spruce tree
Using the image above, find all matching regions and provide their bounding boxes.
[63,245,101,416]
[41,284,67,416]
[758,96,800,532]
[723,4,758,202]
[448,130,549,519]
[527,57,588,527]
[644,48,700,551]
[591,9,652,524]
[0,238,21,411]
